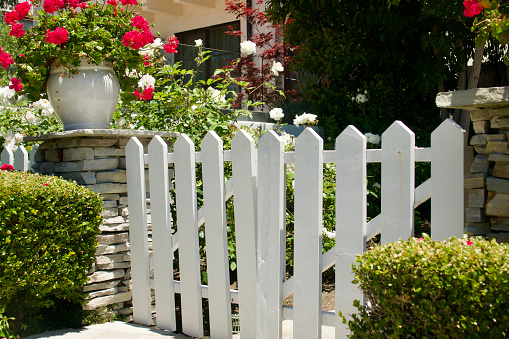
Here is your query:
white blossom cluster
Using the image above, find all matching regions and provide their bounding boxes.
[293,112,318,127]
[269,107,284,121]
[240,40,256,55]
[364,132,380,145]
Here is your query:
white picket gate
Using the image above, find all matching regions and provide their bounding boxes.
[125,119,466,339]
[0,144,38,171]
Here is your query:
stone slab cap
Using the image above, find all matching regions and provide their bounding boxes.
[23,129,179,142]
[436,86,509,109]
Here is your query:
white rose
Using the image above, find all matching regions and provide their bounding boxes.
[271,61,284,76]
[207,87,225,103]
[240,40,256,55]
[25,109,36,124]
[269,107,284,121]
[356,93,367,103]
[138,74,156,89]
[364,132,380,145]
[195,39,203,47]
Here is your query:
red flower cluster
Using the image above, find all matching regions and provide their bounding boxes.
[122,15,154,50]
[120,0,138,5]
[163,35,179,54]
[45,27,69,45]
[0,47,14,69]
[463,0,484,17]
[4,2,30,38]
[0,164,14,171]
[134,86,153,100]
[42,0,80,13]
[9,78,22,92]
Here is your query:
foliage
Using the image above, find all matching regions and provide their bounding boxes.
[0,169,102,335]
[0,0,167,102]
[343,235,509,338]
[0,310,14,339]
[265,0,506,140]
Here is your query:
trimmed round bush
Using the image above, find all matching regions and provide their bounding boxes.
[0,170,102,319]
[344,235,509,338]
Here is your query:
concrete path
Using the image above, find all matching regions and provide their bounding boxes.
[22,322,191,339]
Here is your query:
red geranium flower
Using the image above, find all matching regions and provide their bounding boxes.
[14,2,31,18]
[163,34,179,54]
[4,11,19,24]
[9,22,25,38]
[0,164,14,171]
[120,0,137,5]
[45,27,69,45]
[0,49,14,69]
[9,77,22,92]
[134,86,153,100]
[463,0,484,17]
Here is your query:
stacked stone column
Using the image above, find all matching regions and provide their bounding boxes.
[437,86,509,243]
[26,129,177,320]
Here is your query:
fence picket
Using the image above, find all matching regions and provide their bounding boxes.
[431,119,466,240]
[335,126,367,337]
[174,134,204,338]
[125,137,152,326]
[29,145,39,172]
[256,130,285,339]
[381,121,415,244]
[231,130,258,338]
[148,136,176,331]
[293,128,323,339]
[201,131,232,339]
[14,145,28,171]
[1,146,13,165]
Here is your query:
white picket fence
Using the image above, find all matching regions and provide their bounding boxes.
[0,144,38,171]
[126,119,465,339]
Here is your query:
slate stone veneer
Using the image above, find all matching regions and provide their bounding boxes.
[437,86,509,243]
[25,129,178,320]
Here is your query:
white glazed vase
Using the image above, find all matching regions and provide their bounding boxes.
[47,58,120,131]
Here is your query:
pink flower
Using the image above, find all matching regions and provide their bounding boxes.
[0,48,14,69]
[43,183,49,186]
[416,237,424,242]
[9,77,22,92]
[122,29,153,49]
[4,11,19,24]
[120,0,137,5]
[43,0,65,13]
[14,2,31,18]
[45,27,69,45]
[131,15,149,30]
[134,86,153,100]
[163,34,179,54]
[143,54,150,66]
[466,240,474,246]
[9,22,25,37]
[65,0,80,8]
[463,0,483,17]
[0,164,14,171]
[107,0,117,6]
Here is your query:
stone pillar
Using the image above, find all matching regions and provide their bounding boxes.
[25,129,178,320]
[436,86,509,243]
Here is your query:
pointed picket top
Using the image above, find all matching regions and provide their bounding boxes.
[1,146,14,165]
[431,118,466,240]
[148,135,176,331]
[231,129,258,339]
[174,133,195,153]
[381,121,415,244]
[125,137,152,326]
[258,129,283,151]
[29,145,39,172]
[294,127,323,339]
[14,145,28,171]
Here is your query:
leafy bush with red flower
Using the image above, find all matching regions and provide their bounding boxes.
[0,0,175,102]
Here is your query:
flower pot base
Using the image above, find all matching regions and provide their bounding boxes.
[63,122,111,131]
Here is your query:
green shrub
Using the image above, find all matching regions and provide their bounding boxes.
[0,169,102,334]
[344,235,509,338]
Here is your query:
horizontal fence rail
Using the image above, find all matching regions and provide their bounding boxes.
[126,119,466,339]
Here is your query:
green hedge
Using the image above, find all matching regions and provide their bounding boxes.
[344,235,509,338]
[0,169,102,334]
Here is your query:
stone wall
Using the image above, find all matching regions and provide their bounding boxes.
[26,129,177,320]
[436,86,509,243]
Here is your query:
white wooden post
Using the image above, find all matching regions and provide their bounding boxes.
[256,130,285,339]
[381,121,415,244]
[431,119,466,240]
[126,137,152,326]
[335,126,367,337]
[148,136,176,331]
[231,130,257,338]
[14,145,28,171]
[293,128,323,339]
[174,134,204,338]
[29,145,39,172]
[201,131,232,339]
[1,146,13,165]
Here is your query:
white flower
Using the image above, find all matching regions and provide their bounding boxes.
[195,39,203,47]
[294,112,318,127]
[126,68,139,78]
[0,86,15,100]
[373,182,381,189]
[271,61,284,76]
[322,227,336,239]
[14,133,23,143]
[355,93,367,103]
[138,47,154,57]
[24,109,36,124]
[207,87,225,103]
[280,131,294,148]
[240,40,256,55]
[151,38,164,49]
[32,99,54,116]
[269,107,284,121]
[364,132,380,145]
[138,74,156,89]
